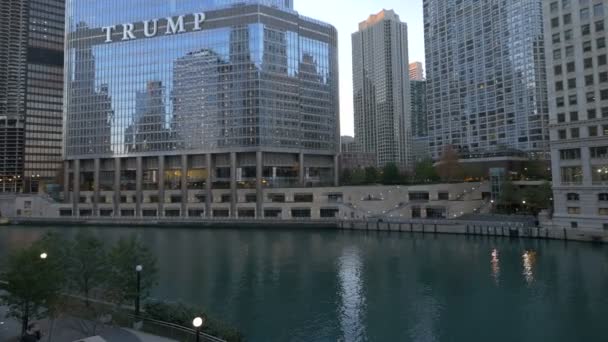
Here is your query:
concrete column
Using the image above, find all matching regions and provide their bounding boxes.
[334,154,340,187]
[136,156,143,217]
[63,161,70,204]
[205,153,212,218]
[581,147,593,186]
[114,158,121,216]
[256,151,263,218]
[181,154,188,217]
[230,152,237,218]
[299,152,305,187]
[73,159,80,216]
[158,155,165,217]
[93,158,100,215]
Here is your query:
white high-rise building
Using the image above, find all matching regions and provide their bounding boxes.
[352,9,411,168]
[543,0,608,230]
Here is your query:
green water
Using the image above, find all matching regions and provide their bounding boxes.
[0,226,606,341]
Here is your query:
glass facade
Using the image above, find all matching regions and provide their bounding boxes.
[65,0,338,157]
[63,0,339,218]
[424,0,550,159]
[0,0,64,193]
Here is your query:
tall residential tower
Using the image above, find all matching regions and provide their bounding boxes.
[352,10,411,168]
[423,0,550,159]
[543,0,608,230]
[0,0,64,193]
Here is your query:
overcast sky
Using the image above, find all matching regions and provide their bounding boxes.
[295,0,425,136]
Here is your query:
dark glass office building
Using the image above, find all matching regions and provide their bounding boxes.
[0,0,64,193]
[63,0,339,218]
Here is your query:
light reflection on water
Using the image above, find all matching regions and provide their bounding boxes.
[491,248,500,285]
[522,251,536,285]
[337,246,367,342]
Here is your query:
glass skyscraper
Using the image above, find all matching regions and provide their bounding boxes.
[424,0,550,160]
[63,0,339,218]
[0,0,64,193]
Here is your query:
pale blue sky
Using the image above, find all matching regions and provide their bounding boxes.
[295,0,425,136]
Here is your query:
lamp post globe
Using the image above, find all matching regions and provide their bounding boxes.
[193,316,205,342]
[136,265,143,272]
[40,253,48,260]
[135,265,143,318]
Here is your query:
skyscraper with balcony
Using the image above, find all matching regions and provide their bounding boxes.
[352,9,411,168]
[62,0,339,219]
[0,0,64,193]
[423,0,550,160]
[543,0,608,230]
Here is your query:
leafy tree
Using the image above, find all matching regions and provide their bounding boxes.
[521,181,553,214]
[340,169,353,186]
[67,230,109,307]
[106,235,158,309]
[436,146,463,182]
[350,169,366,185]
[414,159,439,183]
[381,163,401,185]
[0,235,66,335]
[364,167,379,184]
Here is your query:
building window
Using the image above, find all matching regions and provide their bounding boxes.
[596,20,605,32]
[601,89,608,100]
[213,209,230,218]
[409,192,430,201]
[568,78,577,89]
[268,193,286,203]
[583,40,592,52]
[599,54,607,65]
[589,109,597,119]
[560,148,581,160]
[604,223,608,230]
[294,193,314,202]
[264,209,282,218]
[237,209,255,218]
[584,57,593,68]
[604,125,608,135]
[570,112,579,121]
[320,208,339,218]
[565,46,575,58]
[586,74,595,85]
[582,24,591,35]
[556,81,564,91]
[598,37,606,49]
[598,193,608,201]
[552,17,560,28]
[592,165,608,184]
[594,3,604,17]
[245,193,257,203]
[589,126,598,136]
[558,113,566,122]
[558,129,567,139]
[550,1,558,13]
[568,207,581,214]
[566,193,580,201]
[291,208,311,218]
[571,222,578,229]
[599,208,608,216]
[221,194,231,203]
[581,8,590,21]
[564,13,572,25]
[438,192,449,200]
[557,97,565,107]
[555,65,563,75]
[565,29,574,41]
[571,127,580,138]
[587,92,596,103]
[561,166,583,184]
[567,61,575,72]
[590,146,608,158]
[601,72,608,83]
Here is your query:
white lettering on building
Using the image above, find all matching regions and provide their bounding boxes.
[102,13,206,43]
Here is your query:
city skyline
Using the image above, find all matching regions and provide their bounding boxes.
[295,0,425,136]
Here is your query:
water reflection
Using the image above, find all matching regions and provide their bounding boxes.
[522,251,536,284]
[491,249,500,285]
[337,246,367,342]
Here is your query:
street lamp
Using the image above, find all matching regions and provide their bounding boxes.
[135,265,143,317]
[193,316,205,342]
[40,253,48,260]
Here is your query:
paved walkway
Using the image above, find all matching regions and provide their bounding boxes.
[1,306,176,342]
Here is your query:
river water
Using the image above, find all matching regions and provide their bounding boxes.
[0,226,606,342]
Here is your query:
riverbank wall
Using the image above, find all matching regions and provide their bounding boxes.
[7,217,607,244]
